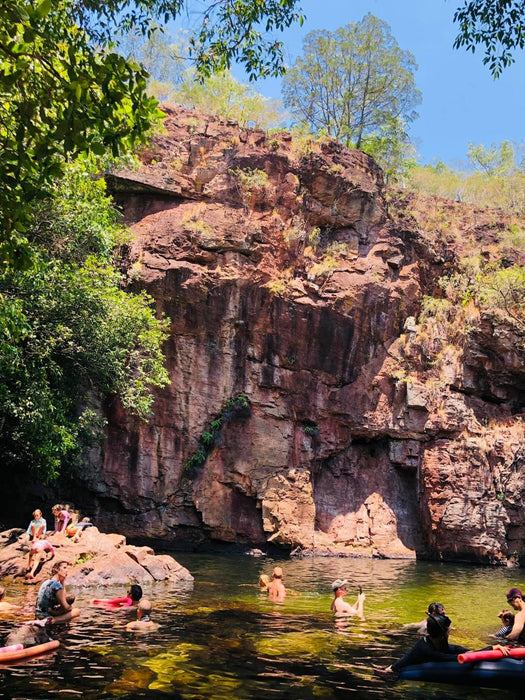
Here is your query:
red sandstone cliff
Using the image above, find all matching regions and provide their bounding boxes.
[73,106,524,564]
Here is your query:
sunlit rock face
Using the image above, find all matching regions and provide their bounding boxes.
[70,106,525,563]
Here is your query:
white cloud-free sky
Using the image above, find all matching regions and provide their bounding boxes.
[184,0,525,166]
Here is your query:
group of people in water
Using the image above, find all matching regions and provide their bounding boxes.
[3,505,525,673]
[0,505,156,649]
[375,587,525,674]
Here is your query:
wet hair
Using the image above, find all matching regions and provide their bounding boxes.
[427,602,445,616]
[129,584,143,602]
[138,599,152,615]
[51,560,68,575]
[259,574,270,588]
[427,614,451,638]
[501,611,515,625]
[0,586,5,600]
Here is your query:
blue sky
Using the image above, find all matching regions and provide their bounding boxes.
[209,0,525,166]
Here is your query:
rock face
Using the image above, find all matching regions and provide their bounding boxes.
[0,528,193,587]
[55,107,525,564]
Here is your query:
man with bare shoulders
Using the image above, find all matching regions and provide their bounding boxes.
[267,566,286,602]
[125,599,159,633]
[493,587,525,656]
[330,579,365,620]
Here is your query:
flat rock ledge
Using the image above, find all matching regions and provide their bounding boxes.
[0,528,193,587]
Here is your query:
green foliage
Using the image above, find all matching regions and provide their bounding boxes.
[467,140,517,178]
[0,0,304,268]
[71,1,304,80]
[453,0,525,76]
[0,164,170,481]
[406,141,525,212]
[303,421,319,437]
[184,395,251,476]
[230,167,269,207]
[116,25,188,101]
[186,0,304,80]
[467,263,525,333]
[360,116,417,182]
[0,0,162,268]
[282,13,421,170]
[173,70,285,129]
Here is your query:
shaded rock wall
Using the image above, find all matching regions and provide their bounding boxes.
[64,107,525,563]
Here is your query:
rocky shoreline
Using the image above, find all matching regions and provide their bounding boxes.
[0,528,193,587]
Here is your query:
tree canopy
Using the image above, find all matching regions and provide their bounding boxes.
[281,14,420,172]
[0,0,304,269]
[453,0,525,77]
[0,160,170,481]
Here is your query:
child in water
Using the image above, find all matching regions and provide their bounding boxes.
[493,610,515,638]
[125,599,159,632]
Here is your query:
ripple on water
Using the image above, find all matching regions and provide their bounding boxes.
[0,554,522,699]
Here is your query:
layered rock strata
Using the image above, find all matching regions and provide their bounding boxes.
[64,107,525,564]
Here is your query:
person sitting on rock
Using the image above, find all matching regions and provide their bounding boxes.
[35,560,79,624]
[0,586,18,613]
[65,517,93,542]
[26,539,55,579]
[51,505,71,534]
[125,599,159,633]
[331,580,366,620]
[266,567,286,602]
[25,509,47,541]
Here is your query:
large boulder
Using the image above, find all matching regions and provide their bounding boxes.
[0,527,193,587]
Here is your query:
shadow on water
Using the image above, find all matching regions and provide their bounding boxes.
[0,554,522,698]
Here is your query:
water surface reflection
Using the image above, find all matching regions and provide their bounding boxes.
[0,554,521,698]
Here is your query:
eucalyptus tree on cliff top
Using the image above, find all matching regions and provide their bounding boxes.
[282,13,421,157]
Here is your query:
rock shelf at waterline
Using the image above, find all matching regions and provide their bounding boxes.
[0,528,193,587]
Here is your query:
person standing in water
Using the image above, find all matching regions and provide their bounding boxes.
[266,567,286,602]
[125,599,159,632]
[330,580,366,620]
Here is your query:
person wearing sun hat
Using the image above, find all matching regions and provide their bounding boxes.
[330,579,365,619]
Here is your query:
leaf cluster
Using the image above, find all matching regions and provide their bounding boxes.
[453,0,525,77]
[184,395,251,477]
[188,0,304,80]
[1,0,304,267]
[0,0,162,267]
